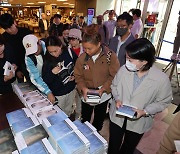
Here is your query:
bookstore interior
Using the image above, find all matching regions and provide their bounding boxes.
[0,0,180,153]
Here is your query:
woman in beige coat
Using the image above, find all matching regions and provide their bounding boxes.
[108,38,172,154]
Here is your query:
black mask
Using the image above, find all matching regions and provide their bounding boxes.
[116,27,128,36]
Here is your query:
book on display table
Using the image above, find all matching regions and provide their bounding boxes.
[6,108,33,126]
[56,130,90,154]
[73,120,97,137]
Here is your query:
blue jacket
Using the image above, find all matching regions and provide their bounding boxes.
[109,34,135,66]
[25,41,51,95]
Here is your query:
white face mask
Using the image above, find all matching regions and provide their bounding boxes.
[125,60,139,72]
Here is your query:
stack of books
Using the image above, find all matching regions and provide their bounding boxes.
[9,82,108,154]
[74,120,108,154]
[12,82,37,99]
[85,89,101,105]
[57,130,90,154]
[12,83,62,123]
[42,111,68,132]
[14,125,55,154]
[73,120,96,137]
[47,119,78,150]
[86,132,108,154]
[6,108,39,136]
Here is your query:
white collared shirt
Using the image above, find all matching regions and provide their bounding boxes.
[131,18,143,38]
[116,33,131,56]
[42,19,48,31]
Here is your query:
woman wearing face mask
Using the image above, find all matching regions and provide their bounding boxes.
[108,38,172,154]
[0,34,17,94]
[74,24,120,131]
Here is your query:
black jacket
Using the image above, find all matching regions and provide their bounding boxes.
[42,49,78,96]
[0,43,16,94]
[39,19,49,33]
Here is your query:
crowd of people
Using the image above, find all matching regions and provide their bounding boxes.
[0,8,179,154]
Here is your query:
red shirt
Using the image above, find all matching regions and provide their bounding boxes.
[72,47,80,56]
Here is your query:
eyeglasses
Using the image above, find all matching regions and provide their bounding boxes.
[68,37,77,41]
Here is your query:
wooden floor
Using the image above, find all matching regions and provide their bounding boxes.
[0,92,24,131]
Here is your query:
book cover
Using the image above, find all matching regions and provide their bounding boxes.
[21,125,48,146]
[86,133,104,154]
[57,61,74,85]
[35,106,59,123]
[73,120,96,137]
[6,108,32,126]
[20,140,49,154]
[116,104,137,119]
[0,139,17,154]
[22,90,40,99]
[12,116,39,134]
[25,95,46,104]
[48,119,77,141]
[57,131,87,154]
[28,99,52,112]
[3,61,15,76]
[46,111,68,125]
[0,128,13,144]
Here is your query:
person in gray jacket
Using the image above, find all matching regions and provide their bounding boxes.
[109,12,135,66]
[108,38,172,154]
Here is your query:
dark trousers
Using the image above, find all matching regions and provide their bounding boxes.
[108,121,144,154]
[81,100,108,131]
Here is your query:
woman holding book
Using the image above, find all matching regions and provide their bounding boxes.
[42,36,78,116]
[74,24,120,131]
[0,34,17,94]
[108,38,172,154]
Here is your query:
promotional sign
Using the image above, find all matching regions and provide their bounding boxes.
[147,14,156,26]
[87,8,94,25]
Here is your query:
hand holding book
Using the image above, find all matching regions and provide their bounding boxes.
[133,108,147,118]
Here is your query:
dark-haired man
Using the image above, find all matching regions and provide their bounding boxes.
[0,13,32,82]
[49,14,63,37]
[109,12,135,66]
[103,10,117,40]
[131,9,143,39]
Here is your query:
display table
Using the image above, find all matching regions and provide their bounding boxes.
[0,92,24,131]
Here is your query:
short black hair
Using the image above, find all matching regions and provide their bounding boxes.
[0,13,14,29]
[53,14,62,19]
[117,12,133,25]
[132,9,141,17]
[80,16,84,19]
[125,38,156,71]
[0,34,5,45]
[62,23,70,32]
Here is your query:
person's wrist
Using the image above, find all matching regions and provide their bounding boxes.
[143,110,149,116]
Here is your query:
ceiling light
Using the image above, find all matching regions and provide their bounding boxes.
[38,2,46,3]
[57,0,67,1]
[51,4,57,5]
[27,3,34,4]
[69,4,74,5]
[63,2,69,4]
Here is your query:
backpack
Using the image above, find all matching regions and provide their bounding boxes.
[28,51,44,66]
